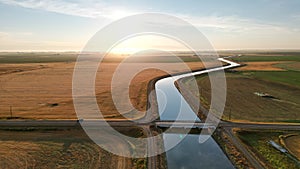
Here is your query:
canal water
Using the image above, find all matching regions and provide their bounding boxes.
[155,58,238,168]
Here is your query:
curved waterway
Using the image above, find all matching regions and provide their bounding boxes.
[155,58,240,169]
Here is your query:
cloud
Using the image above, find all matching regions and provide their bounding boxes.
[0,0,137,19]
[0,0,295,33]
[1,0,299,50]
[178,15,290,33]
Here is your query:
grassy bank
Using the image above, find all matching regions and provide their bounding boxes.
[236,130,299,168]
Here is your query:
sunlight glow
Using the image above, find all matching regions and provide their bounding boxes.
[110,35,189,54]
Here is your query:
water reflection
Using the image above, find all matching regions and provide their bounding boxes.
[156,77,201,122]
[163,133,234,169]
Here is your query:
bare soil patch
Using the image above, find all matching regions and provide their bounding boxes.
[284,135,300,160]
[286,62,300,71]
[236,62,287,71]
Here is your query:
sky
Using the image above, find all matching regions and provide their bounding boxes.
[0,0,300,52]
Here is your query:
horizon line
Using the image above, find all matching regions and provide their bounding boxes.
[1,48,300,53]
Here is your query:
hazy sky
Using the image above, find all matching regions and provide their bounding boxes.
[0,0,300,51]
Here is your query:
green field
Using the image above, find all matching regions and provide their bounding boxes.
[241,71,300,88]
[231,55,300,62]
[237,130,299,169]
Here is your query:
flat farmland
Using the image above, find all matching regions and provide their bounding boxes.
[183,72,300,122]
[0,53,207,119]
[0,127,145,169]
[283,135,300,160]
[230,54,300,62]
[181,54,300,123]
